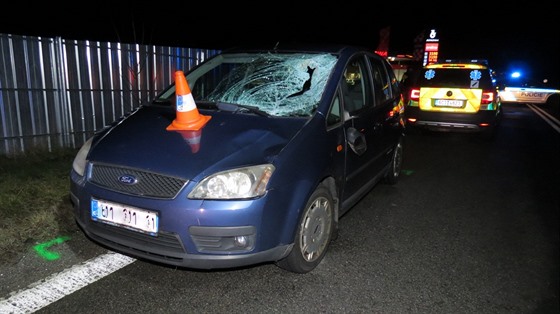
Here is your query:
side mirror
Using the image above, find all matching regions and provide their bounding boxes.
[346,127,367,156]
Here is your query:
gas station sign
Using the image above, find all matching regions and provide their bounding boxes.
[423,29,439,66]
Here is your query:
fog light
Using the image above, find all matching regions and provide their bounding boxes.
[234,235,249,247]
[190,226,256,252]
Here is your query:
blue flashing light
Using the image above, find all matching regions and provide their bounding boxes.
[510,71,521,79]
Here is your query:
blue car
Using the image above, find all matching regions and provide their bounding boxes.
[70,43,406,273]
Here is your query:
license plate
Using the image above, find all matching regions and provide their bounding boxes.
[434,99,464,107]
[91,198,159,235]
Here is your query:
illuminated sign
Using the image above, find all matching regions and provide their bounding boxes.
[428,51,439,64]
[423,29,439,66]
[375,50,388,57]
[425,42,439,52]
[428,29,438,40]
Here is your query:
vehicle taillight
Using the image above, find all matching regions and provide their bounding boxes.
[410,88,420,101]
[481,90,494,105]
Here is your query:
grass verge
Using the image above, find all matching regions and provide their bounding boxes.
[0,148,80,263]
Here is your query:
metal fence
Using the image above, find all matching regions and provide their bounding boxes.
[0,33,219,156]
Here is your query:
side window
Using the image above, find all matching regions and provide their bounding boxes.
[341,57,372,113]
[327,94,342,127]
[369,57,392,106]
[385,60,400,97]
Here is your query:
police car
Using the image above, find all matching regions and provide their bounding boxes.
[499,84,560,105]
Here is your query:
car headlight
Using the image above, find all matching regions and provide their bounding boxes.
[72,138,93,177]
[189,164,275,200]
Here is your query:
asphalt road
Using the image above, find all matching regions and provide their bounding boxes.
[1,102,558,314]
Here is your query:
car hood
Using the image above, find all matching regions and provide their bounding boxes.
[88,106,308,181]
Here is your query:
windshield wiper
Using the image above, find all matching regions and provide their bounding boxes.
[217,102,270,117]
[152,98,172,106]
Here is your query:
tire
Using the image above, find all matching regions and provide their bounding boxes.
[276,185,334,274]
[384,137,403,185]
[480,109,501,141]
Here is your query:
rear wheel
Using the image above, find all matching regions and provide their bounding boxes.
[480,107,502,140]
[276,185,334,274]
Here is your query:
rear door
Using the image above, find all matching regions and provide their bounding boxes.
[367,55,404,160]
[340,54,402,203]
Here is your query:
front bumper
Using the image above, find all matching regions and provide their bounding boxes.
[70,170,294,270]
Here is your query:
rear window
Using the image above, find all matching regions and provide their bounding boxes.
[418,68,493,89]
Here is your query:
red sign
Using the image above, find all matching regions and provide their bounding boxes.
[375,50,388,57]
[425,42,439,52]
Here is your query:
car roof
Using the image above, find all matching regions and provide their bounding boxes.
[221,42,372,56]
[425,59,489,70]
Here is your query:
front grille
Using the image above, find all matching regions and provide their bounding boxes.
[89,163,187,199]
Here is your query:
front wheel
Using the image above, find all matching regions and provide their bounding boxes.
[276,185,334,274]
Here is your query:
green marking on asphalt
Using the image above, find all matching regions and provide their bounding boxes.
[33,236,71,261]
[402,169,414,175]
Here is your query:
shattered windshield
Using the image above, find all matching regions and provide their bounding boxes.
[186,52,338,117]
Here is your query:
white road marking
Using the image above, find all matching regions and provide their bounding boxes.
[527,103,560,133]
[0,252,135,313]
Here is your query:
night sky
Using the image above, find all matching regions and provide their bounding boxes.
[2,1,558,87]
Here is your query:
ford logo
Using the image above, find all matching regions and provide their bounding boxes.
[118,175,137,185]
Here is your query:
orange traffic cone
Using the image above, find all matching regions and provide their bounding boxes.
[167,70,211,131]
